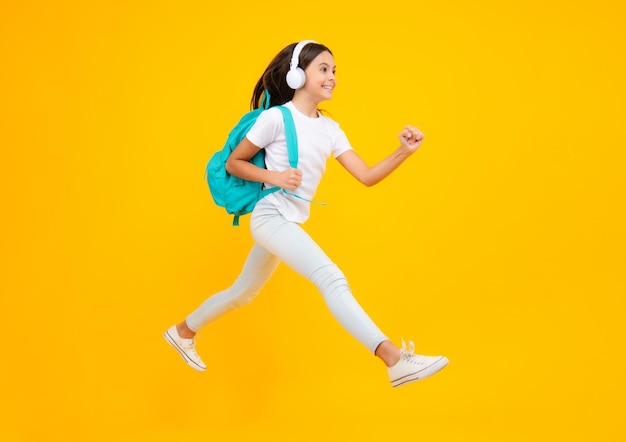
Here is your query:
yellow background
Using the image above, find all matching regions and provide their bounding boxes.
[2,0,625,440]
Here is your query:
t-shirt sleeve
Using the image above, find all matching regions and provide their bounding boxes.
[332,123,353,158]
[245,108,282,149]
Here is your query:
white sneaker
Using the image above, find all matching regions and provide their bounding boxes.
[164,325,207,372]
[387,339,448,387]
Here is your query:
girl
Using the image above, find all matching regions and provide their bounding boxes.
[165,40,448,388]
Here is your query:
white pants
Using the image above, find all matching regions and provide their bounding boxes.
[186,199,389,354]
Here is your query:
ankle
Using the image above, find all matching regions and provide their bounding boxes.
[176,322,196,339]
[375,341,401,367]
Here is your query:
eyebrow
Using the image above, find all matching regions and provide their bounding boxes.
[318,62,336,69]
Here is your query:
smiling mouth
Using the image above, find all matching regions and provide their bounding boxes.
[322,85,334,91]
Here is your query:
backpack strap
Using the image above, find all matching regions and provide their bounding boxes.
[261,89,271,110]
[276,105,298,168]
[257,104,297,194]
[275,105,327,207]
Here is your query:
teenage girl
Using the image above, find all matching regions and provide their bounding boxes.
[165,40,448,388]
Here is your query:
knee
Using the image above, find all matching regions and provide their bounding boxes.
[226,277,265,309]
[309,263,350,295]
[226,287,260,309]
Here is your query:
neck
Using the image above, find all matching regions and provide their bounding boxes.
[291,93,322,118]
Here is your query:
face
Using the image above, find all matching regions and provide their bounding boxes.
[302,51,336,102]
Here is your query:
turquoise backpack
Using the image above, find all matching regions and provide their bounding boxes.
[206,92,298,226]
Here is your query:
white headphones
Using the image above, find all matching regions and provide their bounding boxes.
[286,40,317,90]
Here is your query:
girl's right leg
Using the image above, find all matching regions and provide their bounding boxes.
[164,243,280,371]
[185,244,280,332]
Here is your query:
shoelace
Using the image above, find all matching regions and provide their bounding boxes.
[182,337,199,354]
[400,338,425,366]
[400,338,415,358]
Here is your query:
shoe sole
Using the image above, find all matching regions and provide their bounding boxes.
[164,330,207,372]
[391,356,449,388]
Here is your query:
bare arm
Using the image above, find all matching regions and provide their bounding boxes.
[225,137,303,191]
[336,125,425,187]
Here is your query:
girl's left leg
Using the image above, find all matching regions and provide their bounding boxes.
[250,201,449,387]
[250,202,389,356]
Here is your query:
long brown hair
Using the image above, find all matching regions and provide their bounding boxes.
[250,42,332,110]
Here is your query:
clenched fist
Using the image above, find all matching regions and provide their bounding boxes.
[399,125,425,152]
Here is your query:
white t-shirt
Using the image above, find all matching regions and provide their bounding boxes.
[245,101,353,223]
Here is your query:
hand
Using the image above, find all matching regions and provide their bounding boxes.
[274,168,303,191]
[399,125,425,152]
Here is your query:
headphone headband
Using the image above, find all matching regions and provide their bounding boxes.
[289,40,317,70]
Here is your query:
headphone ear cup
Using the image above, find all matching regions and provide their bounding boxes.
[286,67,306,89]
